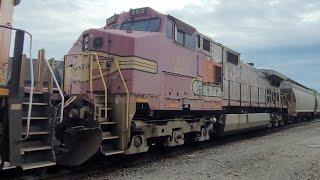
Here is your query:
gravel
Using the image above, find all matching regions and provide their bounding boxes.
[68,120,320,180]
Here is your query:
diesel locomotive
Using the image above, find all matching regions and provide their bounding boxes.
[0,5,319,170]
[61,7,320,162]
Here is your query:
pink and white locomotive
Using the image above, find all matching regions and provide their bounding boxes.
[60,7,320,163]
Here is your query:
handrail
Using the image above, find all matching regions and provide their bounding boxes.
[21,31,33,140]
[0,25,34,139]
[64,96,77,108]
[89,56,93,92]
[92,53,108,120]
[45,59,65,122]
[114,59,130,129]
[64,53,108,120]
[64,53,129,129]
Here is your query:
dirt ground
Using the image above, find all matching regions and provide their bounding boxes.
[72,120,320,180]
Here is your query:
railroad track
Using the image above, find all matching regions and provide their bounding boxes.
[1,119,319,180]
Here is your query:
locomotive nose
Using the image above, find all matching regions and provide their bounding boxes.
[81,29,136,55]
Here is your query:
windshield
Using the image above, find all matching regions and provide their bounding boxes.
[120,18,160,32]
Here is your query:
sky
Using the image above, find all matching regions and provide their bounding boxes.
[12,0,320,91]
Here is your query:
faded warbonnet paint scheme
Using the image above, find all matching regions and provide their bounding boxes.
[62,7,320,159]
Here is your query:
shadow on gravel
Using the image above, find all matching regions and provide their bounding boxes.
[55,128,272,179]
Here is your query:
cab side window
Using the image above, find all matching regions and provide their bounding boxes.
[169,22,195,49]
[226,51,239,65]
[197,35,211,52]
[175,30,196,49]
[177,30,185,45]
[185,34,195,49]
[203,38,211,52]
[166,20,174,39]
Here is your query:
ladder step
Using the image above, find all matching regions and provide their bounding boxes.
[24,91,44,95]
[22,131,50,136]
[21,146,52,154]
[100,107,112,110]
[21,161,56,170]
[100,121,116,125]
[94,94,105,97]
[96,107,112,111]
[23,102,48,106]
[22,117,49,120]
[102,135,119,140]
[103,150,124,156]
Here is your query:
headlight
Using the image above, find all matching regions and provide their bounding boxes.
[68,109,79,120]
[82,34,89,51]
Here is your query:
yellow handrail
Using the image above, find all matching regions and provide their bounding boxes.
[91,53,108,120]
[114,59,130,130]
[89,55,93,92]
[64,53,130,130]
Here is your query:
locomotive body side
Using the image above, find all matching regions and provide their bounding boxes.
[222,49,283,111]
[220,48,287,134]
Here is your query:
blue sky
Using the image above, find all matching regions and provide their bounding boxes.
[12,0,320,91]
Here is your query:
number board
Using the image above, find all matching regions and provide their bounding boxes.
[130,7,147,16]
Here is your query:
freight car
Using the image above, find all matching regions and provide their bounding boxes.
[280,80,320,120]
[0,6,319,171]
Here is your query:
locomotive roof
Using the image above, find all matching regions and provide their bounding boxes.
[261,69,288,80]
[287,78,314,92]
[167,13,240,55]
[167,15,196,34]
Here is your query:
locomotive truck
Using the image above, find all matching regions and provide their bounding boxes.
[0,5,319,170]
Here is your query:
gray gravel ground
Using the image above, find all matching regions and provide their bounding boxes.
[70,120,320,180]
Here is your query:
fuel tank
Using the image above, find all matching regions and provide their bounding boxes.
[220,113,270,135]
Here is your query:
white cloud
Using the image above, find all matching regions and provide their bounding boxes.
[301,10,320,22]
[268,0,280,6]
[12,0,223,59]
[10,0,320,90]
